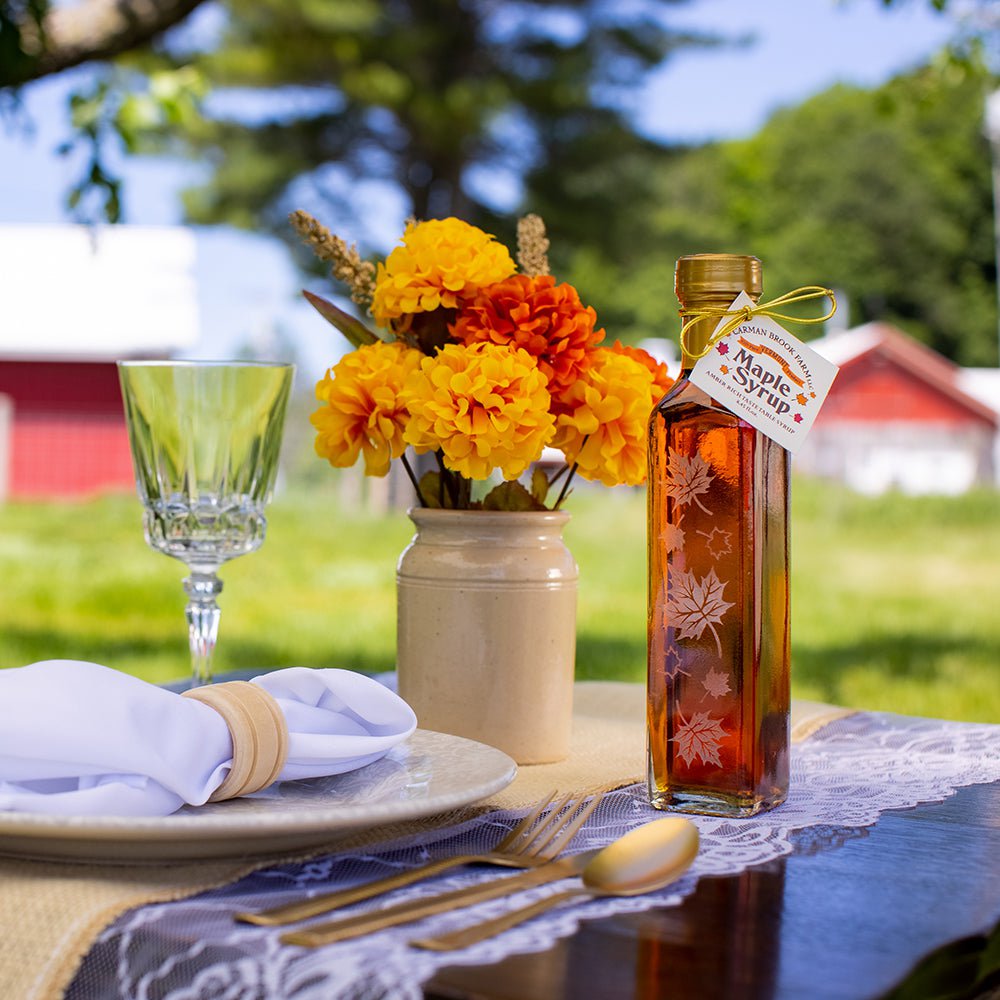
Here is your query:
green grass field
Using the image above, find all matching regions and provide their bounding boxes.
[1,476,997,722]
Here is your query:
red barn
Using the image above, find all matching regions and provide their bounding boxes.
[796,323,1000,494]
[0,225,198,499]
[0,356,141,498]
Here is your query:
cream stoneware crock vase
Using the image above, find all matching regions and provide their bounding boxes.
[396,507,578,764]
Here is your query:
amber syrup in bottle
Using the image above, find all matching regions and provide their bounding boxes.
[647,254,790,817]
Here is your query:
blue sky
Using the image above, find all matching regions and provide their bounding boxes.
[0,0,959,382]
[636,0,957,144]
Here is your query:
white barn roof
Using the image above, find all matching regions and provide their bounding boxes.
[959,368,1000,417]
[0,224,198,361]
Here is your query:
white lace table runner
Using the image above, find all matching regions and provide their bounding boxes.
[68,711,1000,1000]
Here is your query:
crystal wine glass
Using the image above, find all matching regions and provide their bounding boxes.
[117,360,294,686]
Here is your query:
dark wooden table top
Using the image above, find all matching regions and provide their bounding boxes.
[424,779,1000,1000]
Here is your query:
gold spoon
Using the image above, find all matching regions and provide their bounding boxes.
[410,816,699,952]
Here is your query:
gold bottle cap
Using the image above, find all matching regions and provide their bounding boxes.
[675,254,762,304]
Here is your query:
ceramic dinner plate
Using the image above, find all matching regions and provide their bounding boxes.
[0,730,517,864]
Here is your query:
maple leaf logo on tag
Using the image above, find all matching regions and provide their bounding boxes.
[672,711,727,767]
[663,449,714,514]
[665,567,733,655]
[701,667,731,700]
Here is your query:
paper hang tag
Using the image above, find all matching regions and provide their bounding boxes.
[688,291,839,454]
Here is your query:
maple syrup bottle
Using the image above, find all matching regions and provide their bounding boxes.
[647,254,790,817]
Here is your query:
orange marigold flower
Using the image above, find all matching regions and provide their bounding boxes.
[401,342,555,481]
[311,341,423,477]
[451,274,605,397]
[371,218,516,326]
[610,340,674,401]
[552,348,656,487]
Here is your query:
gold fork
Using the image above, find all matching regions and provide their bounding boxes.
[237,790,604,927]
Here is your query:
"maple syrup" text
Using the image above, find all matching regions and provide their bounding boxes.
[731,348,792,416]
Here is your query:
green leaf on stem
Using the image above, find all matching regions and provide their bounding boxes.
[530,466,549,505]
[417,470,444,508]
[481,481,547,511]
[303,290,379,348]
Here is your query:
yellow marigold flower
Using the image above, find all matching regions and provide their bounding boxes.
[451,274,605,398]
[311,341,423,477]
[553,348,657,487]
[610,340,674,401]
[371,218,516,326]
[402,342,555,481]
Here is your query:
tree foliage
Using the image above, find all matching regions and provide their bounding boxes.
[0,0,975,92]
[139,0,716,249]
[613,55,998,365]
[1,0,997,365]
[0,0,720,234]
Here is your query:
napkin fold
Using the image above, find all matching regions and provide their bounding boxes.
[0,661,417,817]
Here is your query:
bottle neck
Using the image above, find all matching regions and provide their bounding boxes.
[679,314,717,373]
[678,292,761,373]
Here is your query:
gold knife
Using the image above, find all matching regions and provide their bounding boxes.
[278,849,600,948]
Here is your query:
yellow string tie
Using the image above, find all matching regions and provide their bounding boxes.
[680,285,838,361]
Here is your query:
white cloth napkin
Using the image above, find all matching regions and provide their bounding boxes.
[0,660,417,817]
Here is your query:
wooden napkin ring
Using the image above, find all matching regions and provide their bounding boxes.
[182,681,289,802]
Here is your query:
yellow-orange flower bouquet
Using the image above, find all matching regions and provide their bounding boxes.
[292,211,673,510]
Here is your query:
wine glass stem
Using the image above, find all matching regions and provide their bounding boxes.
[183,571,223,686]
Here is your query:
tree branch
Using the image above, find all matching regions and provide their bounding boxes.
[4,0,207,87]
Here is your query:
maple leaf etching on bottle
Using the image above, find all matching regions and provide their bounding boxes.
[664,567,733,656]
[696,526,732,559]
[700,667,731,701]
[652,582,691,679]
[663,449,714,514]
[672,711,728,768]
[659,522,686,553]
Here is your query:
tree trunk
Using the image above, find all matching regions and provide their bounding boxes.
[3,0,206,87]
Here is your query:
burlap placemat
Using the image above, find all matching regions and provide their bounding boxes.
[0,682,851,1000]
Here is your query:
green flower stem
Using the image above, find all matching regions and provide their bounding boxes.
[552,463,578,509]
[553,435,589,510]
[400,453,427,507]
[434,452,461,508]
[547,463,571,488]
[433,452,448,506]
